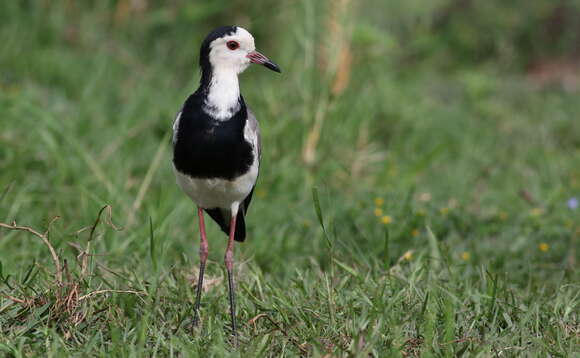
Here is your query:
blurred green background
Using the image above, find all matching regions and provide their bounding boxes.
[0,1,578,356]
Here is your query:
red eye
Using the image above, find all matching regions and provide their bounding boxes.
[226,41,239,50]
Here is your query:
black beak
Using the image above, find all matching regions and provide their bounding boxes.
[247,51,281,73]
[263,60,281,73]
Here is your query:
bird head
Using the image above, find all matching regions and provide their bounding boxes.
[200,26,281,75]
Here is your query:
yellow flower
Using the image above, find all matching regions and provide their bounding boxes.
[461,252,471,261]
[374,208,383,217]
[374,197,384,207]
[440,207,449,215]
[530,208,544,217]
[403,250,413,260]
[538,243,549,252]
[411,229,419,237]
[498,211,508,221]
[381,215,393,225]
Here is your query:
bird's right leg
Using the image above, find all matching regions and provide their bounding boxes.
[193,207,209,327]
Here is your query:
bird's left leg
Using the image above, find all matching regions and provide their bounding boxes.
[193,207,209,328]
[224,213,238,346]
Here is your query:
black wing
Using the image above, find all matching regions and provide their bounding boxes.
[204,187,254,242]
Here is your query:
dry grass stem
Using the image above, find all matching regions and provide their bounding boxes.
[78,289,146,302]
[127,135,168,226]
[0,220,63,285]
[302,97,329,165]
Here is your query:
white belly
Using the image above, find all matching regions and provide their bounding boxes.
[173,161,258,213]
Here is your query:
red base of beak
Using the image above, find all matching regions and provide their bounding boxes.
[247,51,281,73]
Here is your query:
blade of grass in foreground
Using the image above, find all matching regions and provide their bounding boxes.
[311,187,332,249]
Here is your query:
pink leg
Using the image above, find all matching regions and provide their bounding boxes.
[193,207,208,327]
[224,214,238,346]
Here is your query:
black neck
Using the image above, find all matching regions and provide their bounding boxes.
[198,66,213,94]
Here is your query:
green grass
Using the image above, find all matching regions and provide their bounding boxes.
[1,1,579,357]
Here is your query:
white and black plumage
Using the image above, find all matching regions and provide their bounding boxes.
[171,26,280,344]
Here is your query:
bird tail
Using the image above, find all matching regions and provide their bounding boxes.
[205,208,246,242]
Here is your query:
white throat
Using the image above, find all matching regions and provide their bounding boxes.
[203,67,241,120]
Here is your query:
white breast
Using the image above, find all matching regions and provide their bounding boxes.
[173,158,258,215]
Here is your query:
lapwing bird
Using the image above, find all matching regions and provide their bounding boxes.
[171,26,280,344]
